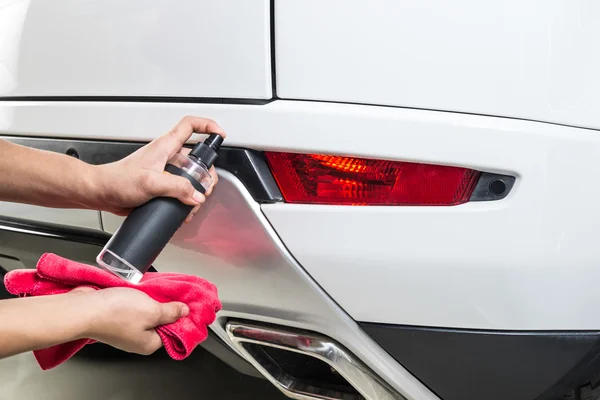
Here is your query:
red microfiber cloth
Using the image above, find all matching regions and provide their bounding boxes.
[3,253,222,370]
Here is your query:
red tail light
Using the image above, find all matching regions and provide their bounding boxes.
[264,152,480,206]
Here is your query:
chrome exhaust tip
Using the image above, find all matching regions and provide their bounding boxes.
[226,321,403,400]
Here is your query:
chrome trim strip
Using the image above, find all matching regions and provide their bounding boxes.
[0,216,110,245]
[227,321,402,400]
[0,224,62,238]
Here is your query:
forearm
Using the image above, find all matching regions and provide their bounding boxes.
[0,292,93,359]
[0,140,101,209]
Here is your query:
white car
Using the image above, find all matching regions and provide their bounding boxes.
[1,1,599,400]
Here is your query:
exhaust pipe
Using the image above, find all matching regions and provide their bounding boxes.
[226,321,403,400]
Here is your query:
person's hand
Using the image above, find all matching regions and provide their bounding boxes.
[76,287,189,355]
[93,116,226,222]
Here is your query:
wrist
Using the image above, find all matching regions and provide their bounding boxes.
[68,289,105,340]
[82,163,110,212]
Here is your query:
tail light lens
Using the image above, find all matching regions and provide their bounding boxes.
[264,152,480,206]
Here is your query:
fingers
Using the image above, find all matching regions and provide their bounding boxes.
[142,301,189,354]
[204,166,219,196]
[183,165,218,223]
[184,167,217,223]
[140,331,164,355]
[70,287,95,294]
[156,301,190,326]
[184,204,201,224]
[143,173,206,206]
[157,116,226,159]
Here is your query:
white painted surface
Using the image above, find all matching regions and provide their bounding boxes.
[276,0,600,129]
[0,0,271,98]
[0,202,100,230]
[3,99,600,330]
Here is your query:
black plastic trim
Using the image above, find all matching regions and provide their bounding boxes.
[0,96,273,105]
[360,322,600,400]
[214,148,283,203]
[470,172,516,202]
[3,136,144,166]
[1,136,283,203]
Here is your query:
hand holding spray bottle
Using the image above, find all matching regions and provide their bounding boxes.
[97,134,224,283]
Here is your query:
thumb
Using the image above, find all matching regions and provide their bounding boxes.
[148,173,205,207]
[70,287,96,294]
[156,302,190,326]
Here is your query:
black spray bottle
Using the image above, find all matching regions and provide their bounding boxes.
[97,134,223,283]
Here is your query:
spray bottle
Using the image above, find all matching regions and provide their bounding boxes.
[96,133,223,283]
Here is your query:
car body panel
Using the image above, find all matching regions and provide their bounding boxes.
[276,0,600,130]
[0,0,272,99]
[2,100,600,331]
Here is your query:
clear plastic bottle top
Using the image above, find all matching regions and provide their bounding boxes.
[168,153,213,191]
[97,248,144,284]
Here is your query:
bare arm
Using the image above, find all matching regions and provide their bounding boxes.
[0,140,101,209]
[0,291,92,358]
[0,288,188,359]
[0,116,225,220]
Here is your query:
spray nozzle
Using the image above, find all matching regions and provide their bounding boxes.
[188,133,223,168]
[204,133,223,150]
